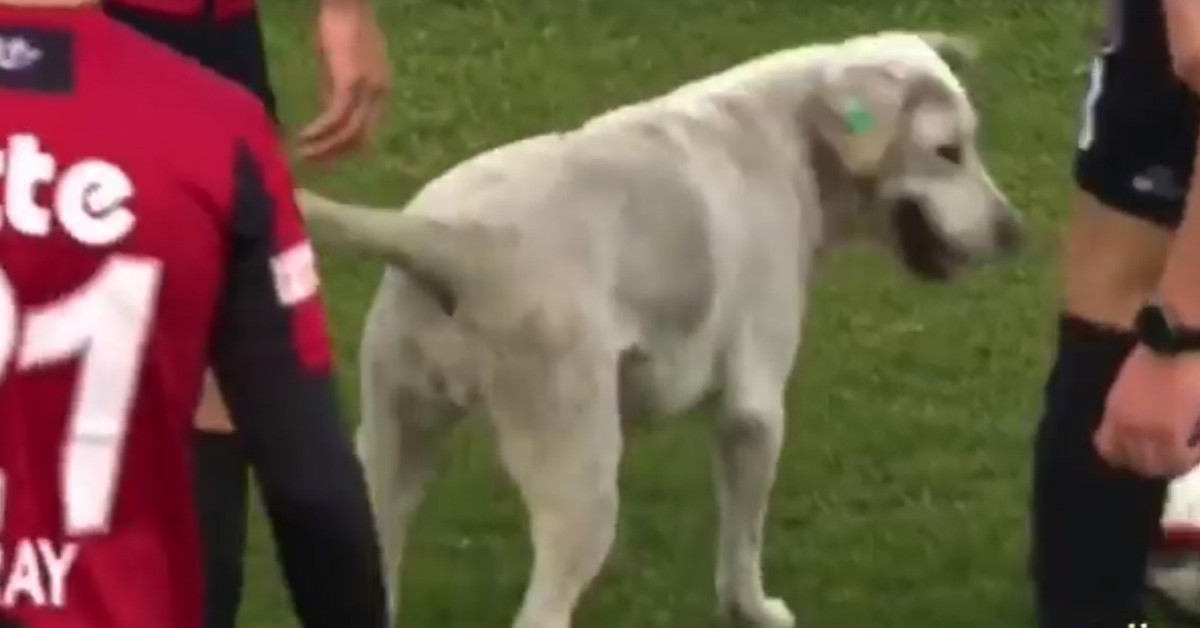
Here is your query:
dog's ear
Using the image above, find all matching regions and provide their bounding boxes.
[808,62,909,177]
[809,58,954,177]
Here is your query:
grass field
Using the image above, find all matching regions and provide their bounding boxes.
[243,1,1100,626]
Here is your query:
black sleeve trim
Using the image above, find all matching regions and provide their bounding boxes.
[208,141,387,628]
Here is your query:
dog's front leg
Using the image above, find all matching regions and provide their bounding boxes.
[713,328,798,628]
[713,400,794,628]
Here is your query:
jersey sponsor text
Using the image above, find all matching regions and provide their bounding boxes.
[0,132,136,247]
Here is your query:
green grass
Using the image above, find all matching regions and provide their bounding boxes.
[244,0,1102,626]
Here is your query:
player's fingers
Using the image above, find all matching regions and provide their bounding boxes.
[298,80,361,145]
[298,100,365,160]
[299,88,372,161]
[1162,435,1200,478]
[1128,441,1170,477]
[1093,417,1127,468]
[1121,431,1192,478]
[361,91,387,142]
[1188,415,1200,447]
[1127,421,1178,476]
[1186,446,1200,476]
[300,108,367,160]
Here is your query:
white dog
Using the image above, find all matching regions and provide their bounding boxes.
[296,30,1022,628]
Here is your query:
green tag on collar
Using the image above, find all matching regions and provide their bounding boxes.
[843,99,876,135]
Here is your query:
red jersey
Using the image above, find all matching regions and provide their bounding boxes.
[103,0,254,20]
[0,6,335,628]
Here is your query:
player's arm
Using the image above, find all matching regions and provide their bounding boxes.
[207,114,386,628]
[1158,0,1200,324]
[1157,142,1200,326]
[1165,0,1200,90]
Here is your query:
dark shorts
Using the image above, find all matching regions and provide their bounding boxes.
[102,3,277,120]
[1074,0,1199,229]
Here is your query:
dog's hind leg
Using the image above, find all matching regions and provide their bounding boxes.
[489,351,623,628]
[356,277,462,625]
[712,320,800,628]
[356,384,456,625]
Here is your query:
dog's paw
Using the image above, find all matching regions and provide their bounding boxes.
[385,592,399,625]
[754,598,795,628]
[722,596,795,628]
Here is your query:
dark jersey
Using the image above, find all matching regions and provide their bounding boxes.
[99,1,277,120]
[103,0,255,20]
[1105,0,1170,63]
[0,6,384,628]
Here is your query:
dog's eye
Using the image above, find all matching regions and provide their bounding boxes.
[936,144,964,165]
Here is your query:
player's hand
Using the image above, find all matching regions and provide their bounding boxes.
[1095,344,1200,477]
[194,372,236,433]
[297,0,392,161]
[1165,0,1200,92]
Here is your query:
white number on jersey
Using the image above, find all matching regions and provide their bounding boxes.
[0,256,162,536]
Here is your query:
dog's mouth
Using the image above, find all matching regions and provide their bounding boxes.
[892,198,966,282]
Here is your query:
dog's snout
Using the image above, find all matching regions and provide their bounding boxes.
[993,211,1023,255]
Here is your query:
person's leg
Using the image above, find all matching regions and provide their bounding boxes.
[1031,32,1198,627]
[1033,266,1166,627]
[193,377,247,628]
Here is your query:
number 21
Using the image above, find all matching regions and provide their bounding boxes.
[0,256,161,536]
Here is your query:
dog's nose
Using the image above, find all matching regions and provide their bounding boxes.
[993,213,1023,255]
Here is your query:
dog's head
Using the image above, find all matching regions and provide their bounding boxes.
[806,32,1021,281]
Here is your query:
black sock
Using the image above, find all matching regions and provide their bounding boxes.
[193,430,249,628]
[1031,314,1166,628]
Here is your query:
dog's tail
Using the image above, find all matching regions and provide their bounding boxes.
[295,188,493,313]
